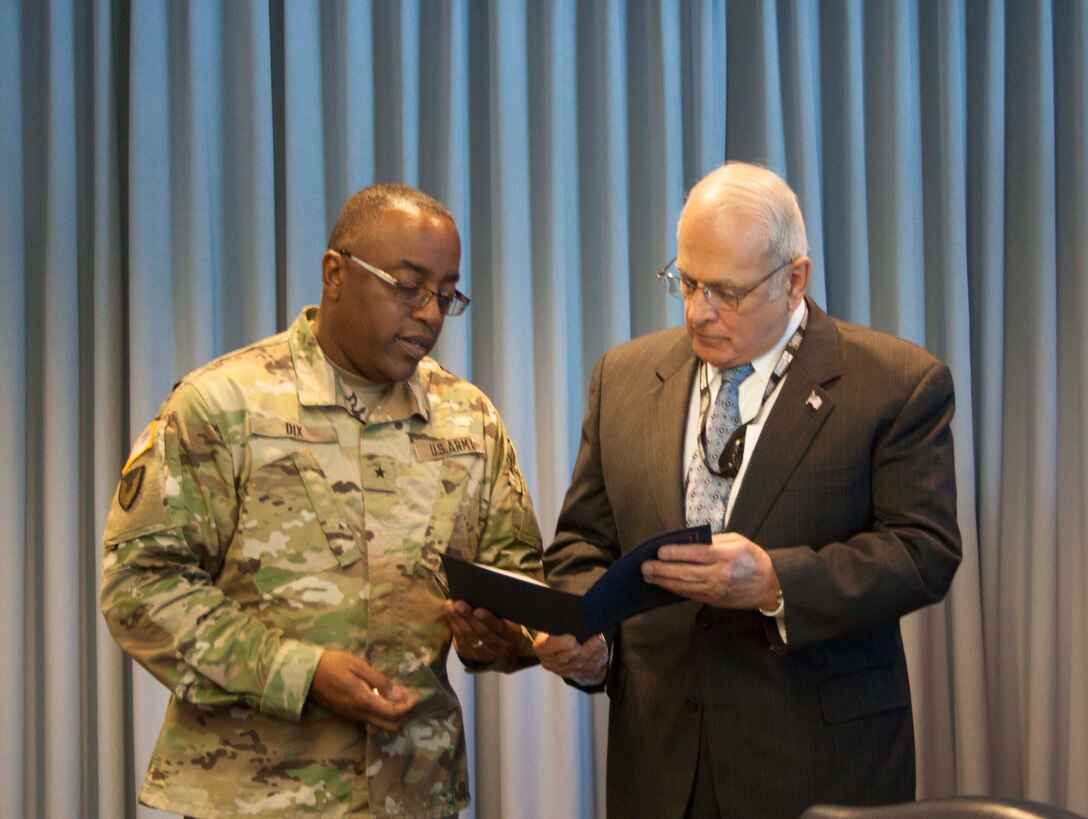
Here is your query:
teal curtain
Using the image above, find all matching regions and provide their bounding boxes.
[2,1,1085,816]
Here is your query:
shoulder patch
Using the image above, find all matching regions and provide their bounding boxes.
[123,421,156,473]
[103,437,172,545]
[118,465,145,510]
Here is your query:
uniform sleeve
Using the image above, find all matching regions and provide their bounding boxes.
[474,409,544,580]
[100,383,323,720]
[469,404,544,664]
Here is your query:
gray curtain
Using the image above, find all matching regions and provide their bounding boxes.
[2,1,1085,816]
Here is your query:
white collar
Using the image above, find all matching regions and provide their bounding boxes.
[704,299,808,389]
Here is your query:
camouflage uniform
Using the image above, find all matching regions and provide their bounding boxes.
[101,307,543,818]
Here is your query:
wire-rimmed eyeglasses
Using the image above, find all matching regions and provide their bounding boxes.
[335,248,471,317]
[657,257,796,312]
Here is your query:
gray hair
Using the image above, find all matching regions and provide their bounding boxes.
[328,183,453,249]
[679,162,808,296]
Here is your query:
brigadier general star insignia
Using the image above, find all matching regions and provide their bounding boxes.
[118,465,145,511]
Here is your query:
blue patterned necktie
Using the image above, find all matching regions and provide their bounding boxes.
[685,363,755,533]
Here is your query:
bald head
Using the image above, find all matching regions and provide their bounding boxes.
[680,162,808,270]
[676,162,812,369]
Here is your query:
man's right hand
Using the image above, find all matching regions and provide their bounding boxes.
[308,649,420,731]
[533,632,608,685]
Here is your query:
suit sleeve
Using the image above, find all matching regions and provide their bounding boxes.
[99,384,323,720]
[766,359,962,652]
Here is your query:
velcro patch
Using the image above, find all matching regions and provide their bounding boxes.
[249,417,338,443]
[412,436,484,462]
[123,420,156,473]
[362,455,397,492]
[118,465,145,510]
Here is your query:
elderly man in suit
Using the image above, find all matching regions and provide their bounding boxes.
[534,162,961,818]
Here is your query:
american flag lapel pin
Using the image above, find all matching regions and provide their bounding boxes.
[805,390,823,413]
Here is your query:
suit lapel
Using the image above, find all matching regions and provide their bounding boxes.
[729,299,842,538]
[649,331,698,530]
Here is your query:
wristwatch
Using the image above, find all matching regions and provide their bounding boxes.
[758,587,785,618]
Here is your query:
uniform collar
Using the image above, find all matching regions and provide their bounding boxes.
[287,306,430,422]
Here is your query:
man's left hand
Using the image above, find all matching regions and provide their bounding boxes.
[533,632,608,684]
[445,599,524,671]
[642,532,781,610]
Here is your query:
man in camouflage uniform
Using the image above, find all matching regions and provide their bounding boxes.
[101,184,543,818]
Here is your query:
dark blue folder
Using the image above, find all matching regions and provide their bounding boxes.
[439,525,712,642]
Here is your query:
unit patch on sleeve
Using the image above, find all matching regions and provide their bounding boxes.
[118,465,145,511]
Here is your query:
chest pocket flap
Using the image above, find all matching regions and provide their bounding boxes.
[291,449,363,568]
[246,418,361,570]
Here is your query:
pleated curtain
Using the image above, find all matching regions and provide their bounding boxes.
[1,1,1086,816]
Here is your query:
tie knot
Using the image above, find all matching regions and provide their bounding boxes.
[723,363,755,392]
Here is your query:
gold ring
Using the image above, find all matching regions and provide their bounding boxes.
[470,639,483,649]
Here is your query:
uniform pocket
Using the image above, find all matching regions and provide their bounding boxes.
[239,446,360,597]
[292,449,363,568]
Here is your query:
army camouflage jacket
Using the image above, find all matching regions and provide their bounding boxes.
[100,307,543,818]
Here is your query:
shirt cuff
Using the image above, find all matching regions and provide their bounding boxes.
[758,587,784,617]
[571,634,609,686]
[758,591,788,645]
[259,639,325,721]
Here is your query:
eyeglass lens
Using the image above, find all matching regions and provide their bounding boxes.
[395,284,465,316]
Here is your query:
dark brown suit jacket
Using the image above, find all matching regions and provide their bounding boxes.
[545,298,961,819]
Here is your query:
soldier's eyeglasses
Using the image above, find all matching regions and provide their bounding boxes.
[335,248,470,317]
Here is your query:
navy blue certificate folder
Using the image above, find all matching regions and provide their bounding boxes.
[439,525,712,642]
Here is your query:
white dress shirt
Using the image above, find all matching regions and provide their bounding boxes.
[681,299,807,638]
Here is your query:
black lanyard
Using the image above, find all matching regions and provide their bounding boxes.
[695,307,808,478]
